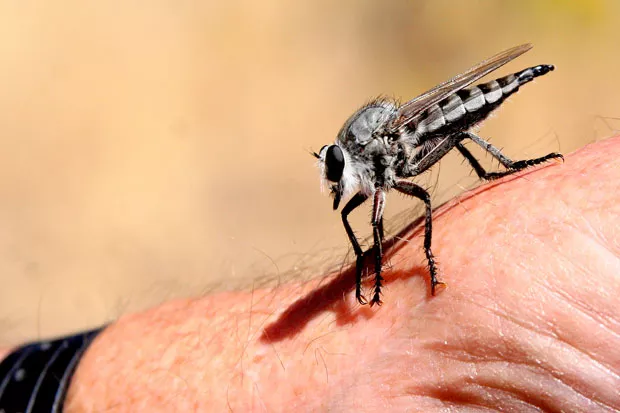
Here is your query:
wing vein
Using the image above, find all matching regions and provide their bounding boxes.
[387,43,533,132]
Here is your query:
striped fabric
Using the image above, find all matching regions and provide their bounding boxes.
[0,327,104,413]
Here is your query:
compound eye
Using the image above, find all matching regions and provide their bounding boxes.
[325,145,345,182]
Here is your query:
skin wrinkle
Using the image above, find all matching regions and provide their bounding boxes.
[549,216,620,313]
[413,372,546,413]
[581,214,620,259]
[448,381,549,412]
[427,294,618,409]
[420,329,595,412]
[406,366,541,411]
[492,364,614,412]
[442,349,506,411]
[466,290,614,377]
[550,222,618,288]
[561,198,609,246]
[543,240,620,356]
[434,353,612,412]
[547,285,620,343]
[466,377,602,413]
[434,397,500,413]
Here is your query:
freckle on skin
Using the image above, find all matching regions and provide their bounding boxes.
[253,355,265,363]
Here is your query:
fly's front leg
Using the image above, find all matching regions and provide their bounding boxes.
[341,192,369,305]
[461,132,563,180]
[394,180,445,295]
[370,188,386,306]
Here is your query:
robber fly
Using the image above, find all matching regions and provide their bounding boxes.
[313,44,563,306]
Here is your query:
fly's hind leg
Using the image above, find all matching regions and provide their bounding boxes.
[393,180,445,295]
[459,132,563,180]
[456,142,507,180]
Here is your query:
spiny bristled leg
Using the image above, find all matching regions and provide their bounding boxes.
[460,132,563,180]
[394,180,445,295]
[341,192,369,305]
[370,189,387,306]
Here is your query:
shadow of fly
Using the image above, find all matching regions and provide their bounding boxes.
[313,44,563,306]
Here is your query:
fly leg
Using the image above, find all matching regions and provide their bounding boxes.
[394,180,445,295]
[459,132,563,180]
[456,142,504,180]
[341,192,369,305]
[370,188,386,306]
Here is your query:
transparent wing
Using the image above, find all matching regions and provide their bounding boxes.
[387,43,533,132]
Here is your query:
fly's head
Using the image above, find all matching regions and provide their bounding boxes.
[313,144,349,210]
[314,98,397,210]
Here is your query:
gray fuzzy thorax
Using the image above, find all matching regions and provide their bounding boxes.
[336,99,401,192]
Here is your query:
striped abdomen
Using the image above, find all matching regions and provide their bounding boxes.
[411,64,554,139]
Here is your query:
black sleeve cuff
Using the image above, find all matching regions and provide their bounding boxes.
[0,326,105,413]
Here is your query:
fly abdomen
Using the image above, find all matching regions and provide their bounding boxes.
[471,64,554,109]
[413,64,554,139]
[459,64,555,115]
[515,64,554,84]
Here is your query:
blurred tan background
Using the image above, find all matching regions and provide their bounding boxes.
[1,0,619,344]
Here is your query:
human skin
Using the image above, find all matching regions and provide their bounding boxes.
[4,137,620,412]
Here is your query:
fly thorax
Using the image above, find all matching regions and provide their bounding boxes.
[364,138,387,156]
[338,100,397,147]
[320,99,397,204]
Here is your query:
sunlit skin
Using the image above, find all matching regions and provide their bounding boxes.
[2,137,619,412]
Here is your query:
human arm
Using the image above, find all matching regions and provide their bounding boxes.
[62,137,620,412]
